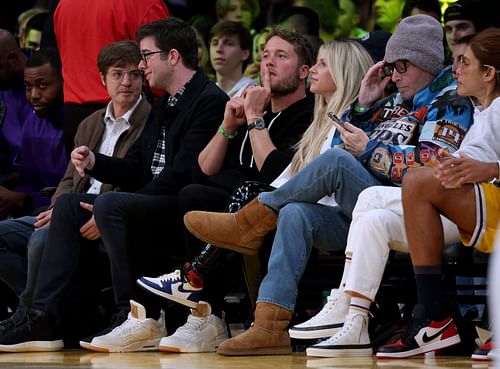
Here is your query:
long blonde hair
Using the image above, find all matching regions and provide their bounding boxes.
[290,40,374,174]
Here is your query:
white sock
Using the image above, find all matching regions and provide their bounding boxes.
[348,296,371,317]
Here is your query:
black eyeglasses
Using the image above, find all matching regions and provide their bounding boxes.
[141,50,163,66]
[383,60,409,77]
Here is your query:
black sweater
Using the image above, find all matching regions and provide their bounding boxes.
[199,92,315,192]
[88,71,229,195]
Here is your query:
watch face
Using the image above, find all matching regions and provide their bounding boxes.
[254,118,265,129]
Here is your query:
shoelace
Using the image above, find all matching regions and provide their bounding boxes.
[110,315,142,336]
[0,306,27,333]
[400,318,428,345]
[304,295,339,324]
[176,315,208,337]
[159,270,183,283]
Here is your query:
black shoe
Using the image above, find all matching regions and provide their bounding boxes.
[79,307,129,348]
[471,338,493,360]
[376,304,461,359]
[0,304,28,335]
[0,308,63,352]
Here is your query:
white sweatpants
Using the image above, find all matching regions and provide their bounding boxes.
[343,186,461,301]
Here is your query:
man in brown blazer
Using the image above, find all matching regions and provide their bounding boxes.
[0,40,149,320]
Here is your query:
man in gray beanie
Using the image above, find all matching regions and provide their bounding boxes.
[176,14,475,357]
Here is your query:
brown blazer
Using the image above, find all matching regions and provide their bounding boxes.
[50,97,151,207]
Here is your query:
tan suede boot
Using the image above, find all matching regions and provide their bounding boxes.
[183,197,278,255]
[217,302,292,356]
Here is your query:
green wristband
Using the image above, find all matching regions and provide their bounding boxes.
[354,103,370,113]
[218,125,237,140]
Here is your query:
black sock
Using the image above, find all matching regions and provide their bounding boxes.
[414,265,447,321]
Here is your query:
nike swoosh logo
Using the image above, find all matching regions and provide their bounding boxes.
[421,319,453,343]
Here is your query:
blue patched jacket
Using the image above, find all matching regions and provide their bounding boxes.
[342,66,474,185]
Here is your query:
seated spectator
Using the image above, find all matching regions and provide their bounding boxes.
[0,29,32,186]
[373,0,404,32]
[215,0,260,31]
[401,0,441,21]
[181,15,474,356]
[443,0,493,53]
[84,28,315,354]
[1,48,67,219]
[333,0,368,39]
[15,7,48,47]
[209,21,255,97]
[0,40,149,329]
[278,6,320,38]
[377,27,500,359]
[189,15,216,81]
[0,17,228,353]
[19,12,48,50]
[291,0,339,42]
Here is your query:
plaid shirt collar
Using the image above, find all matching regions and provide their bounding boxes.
[166,76,193,108]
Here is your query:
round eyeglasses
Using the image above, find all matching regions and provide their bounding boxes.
[108,69,144,82]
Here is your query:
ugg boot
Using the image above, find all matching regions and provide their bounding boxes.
[183,198,278,255]
[216,302,292,356]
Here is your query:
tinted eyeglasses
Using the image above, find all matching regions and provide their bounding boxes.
[383,60,409,77]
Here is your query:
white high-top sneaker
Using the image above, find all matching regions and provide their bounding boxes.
[289,289,350,339]
[159,301,229,353]
[306,313,372,357]
[81,300,166,353]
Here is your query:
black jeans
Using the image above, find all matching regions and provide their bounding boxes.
[32,193,99,318]
[92,191,186,310]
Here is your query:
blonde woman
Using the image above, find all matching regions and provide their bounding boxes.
[137,40,374,354]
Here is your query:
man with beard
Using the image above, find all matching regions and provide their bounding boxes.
[0,47,66,219]
[79,28,314,354]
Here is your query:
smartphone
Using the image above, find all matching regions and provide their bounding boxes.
[327,112,345,128]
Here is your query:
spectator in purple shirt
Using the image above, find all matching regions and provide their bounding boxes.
[0,48,67,218]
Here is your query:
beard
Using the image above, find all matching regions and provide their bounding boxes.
[270,67,301,97]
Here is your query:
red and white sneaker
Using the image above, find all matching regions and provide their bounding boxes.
[376,304,461,359]
[471,338,494,361]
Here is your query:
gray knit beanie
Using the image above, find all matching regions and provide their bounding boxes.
[385,14,444,75]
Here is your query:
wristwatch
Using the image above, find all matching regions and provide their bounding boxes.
[247,117,266,131]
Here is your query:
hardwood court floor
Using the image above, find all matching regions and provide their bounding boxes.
[0,351,493,369]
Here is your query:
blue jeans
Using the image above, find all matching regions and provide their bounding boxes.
[0,216,48,306]
[256,148,382,310]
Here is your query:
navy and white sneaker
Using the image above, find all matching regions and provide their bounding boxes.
[137,269,202,308]
[376,304,461,359]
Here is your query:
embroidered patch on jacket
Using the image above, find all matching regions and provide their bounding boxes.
[433,120,466,151]
[369,118,417,146]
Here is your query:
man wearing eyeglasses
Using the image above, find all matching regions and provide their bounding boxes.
[179,14,476,357]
